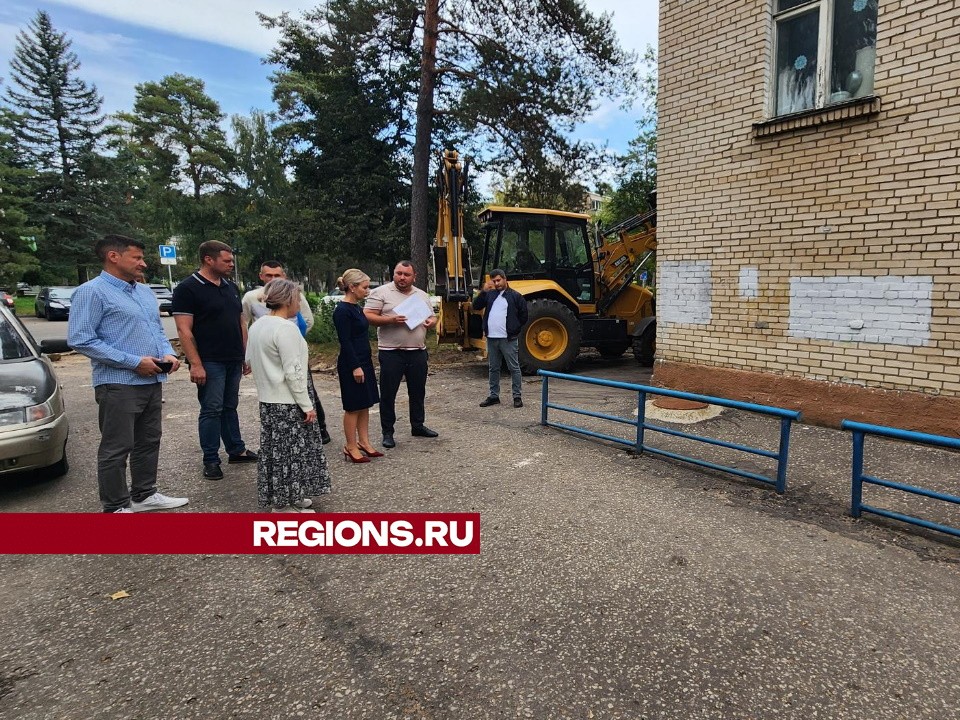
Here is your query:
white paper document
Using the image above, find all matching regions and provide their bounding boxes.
[393,295,432,330]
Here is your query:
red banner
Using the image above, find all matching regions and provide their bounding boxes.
[0,513,481,555]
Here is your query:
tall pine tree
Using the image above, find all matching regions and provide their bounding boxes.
[117,74,234,259]
[0,108,42,288]
[3,10,105,282]
[263,5,413,274]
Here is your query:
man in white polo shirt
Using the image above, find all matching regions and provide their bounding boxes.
[363,261,437,449]
[472,268,528,408]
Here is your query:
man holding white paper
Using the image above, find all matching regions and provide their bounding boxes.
[363,261,438,449]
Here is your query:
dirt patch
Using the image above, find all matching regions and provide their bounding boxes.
[655,360,960,436]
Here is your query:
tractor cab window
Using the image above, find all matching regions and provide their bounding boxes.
[551,220,594,302]
[498,217,546,275]
[553,221,590,269]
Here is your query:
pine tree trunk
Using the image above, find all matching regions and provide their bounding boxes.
[409,0,439,290]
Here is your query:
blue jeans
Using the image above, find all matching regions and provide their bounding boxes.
[487,337,522,399]
[197,361,246,464]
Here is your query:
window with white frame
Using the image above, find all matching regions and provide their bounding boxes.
[773,0,878,116]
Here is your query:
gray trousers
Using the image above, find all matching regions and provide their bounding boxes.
[487,337,522,399]
[94,383,163,511]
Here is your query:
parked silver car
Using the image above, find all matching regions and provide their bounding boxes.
[148,284,174,315]
[0,305,69,477]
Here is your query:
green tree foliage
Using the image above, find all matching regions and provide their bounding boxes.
[3,10,106,282]
[120,74,232,199]
[0,108,42,288]
[118,74,235,260]
[97,118,190,282]
[407,0,638,286]
[262,4,413,277]
[224,111,297,280]
[491,150,595,212]
[263,0,637,288]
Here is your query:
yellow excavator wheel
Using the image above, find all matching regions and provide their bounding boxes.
[519,298,582,374]
[526,318,570,362]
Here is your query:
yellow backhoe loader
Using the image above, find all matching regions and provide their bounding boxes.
[432,149,656,374]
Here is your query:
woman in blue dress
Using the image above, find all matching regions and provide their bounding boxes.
[332,269,382,463]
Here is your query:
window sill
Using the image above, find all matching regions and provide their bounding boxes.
[752,96,881,139]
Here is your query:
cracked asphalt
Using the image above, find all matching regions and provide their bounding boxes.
[1,350,958,719]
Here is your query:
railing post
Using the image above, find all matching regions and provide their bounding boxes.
[635,389,646,454]
[850,430,865,518]
[775,416,792,494]
[540,374,549,426]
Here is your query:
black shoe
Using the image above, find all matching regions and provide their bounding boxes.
[228,449,258,464]
[203,463,224,480]
[411,426,439,438]
[320,428,332,445]
[513,397,523,408]
[382,433,396,449]
[479,396,500,407]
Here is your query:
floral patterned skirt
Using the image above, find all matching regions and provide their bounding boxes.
[258,397,331,509]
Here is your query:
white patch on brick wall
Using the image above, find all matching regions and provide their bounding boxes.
[739,267,759,299]
[789,276,933,346]
[659,261,712,325]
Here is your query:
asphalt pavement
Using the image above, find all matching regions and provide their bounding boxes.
[0,350,958,719]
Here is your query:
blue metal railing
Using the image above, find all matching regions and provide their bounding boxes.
[841,420,960,539]
[539,371,801,493]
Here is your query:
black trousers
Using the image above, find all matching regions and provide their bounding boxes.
[378,349,428,433]
[308,371,326,429]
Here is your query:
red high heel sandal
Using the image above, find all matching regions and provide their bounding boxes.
[358,445,384,458]
[343,447,370,464]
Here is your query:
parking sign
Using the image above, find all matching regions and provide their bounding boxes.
[159,245,177,265]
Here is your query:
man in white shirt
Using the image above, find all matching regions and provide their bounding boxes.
[472,269,529,408]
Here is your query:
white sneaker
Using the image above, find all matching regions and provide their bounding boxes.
[130,492,189,512]
[112,508,134,513]
[294,498,313,509]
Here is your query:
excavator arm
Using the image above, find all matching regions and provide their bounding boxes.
[595,209,657,316]
[433,149,473,302]
[432,149,476,345]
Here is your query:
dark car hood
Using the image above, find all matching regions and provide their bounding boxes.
[0,358,56,410]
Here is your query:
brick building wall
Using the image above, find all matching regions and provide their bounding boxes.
[655,0,960,435]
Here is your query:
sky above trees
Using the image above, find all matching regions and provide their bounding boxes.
[2,4,655,289]
[0,0,657,155]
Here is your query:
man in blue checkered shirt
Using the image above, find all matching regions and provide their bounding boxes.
[68,235,189,513]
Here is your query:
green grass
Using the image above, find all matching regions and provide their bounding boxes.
[14,296,35,316]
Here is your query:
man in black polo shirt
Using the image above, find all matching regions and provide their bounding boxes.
[172,240,257,479]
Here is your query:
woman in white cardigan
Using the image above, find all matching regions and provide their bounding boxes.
[246,279,331,512]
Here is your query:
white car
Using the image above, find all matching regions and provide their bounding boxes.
[321,287,441,312]
[319,289,346,305]
[148,284,173,315]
